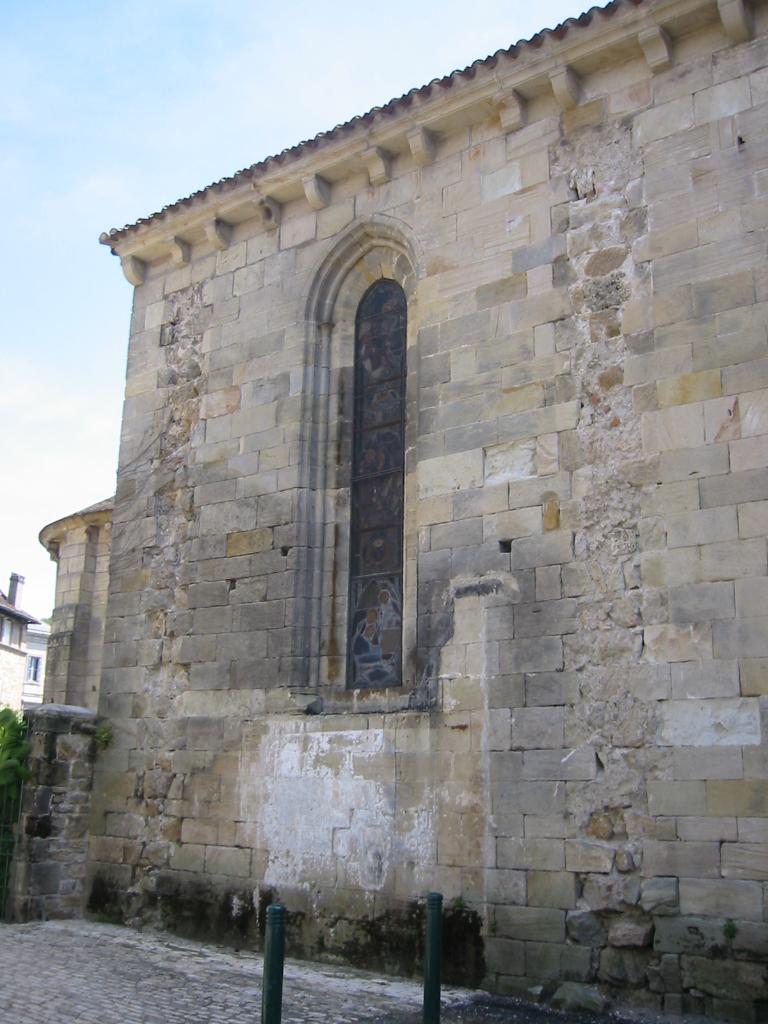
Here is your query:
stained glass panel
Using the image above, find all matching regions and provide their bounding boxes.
[348,280,406,689]
[353,424,404,477]
[349,577,403,689]
[352,476,402,529]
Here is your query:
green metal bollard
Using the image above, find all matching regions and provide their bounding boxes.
[261,903,286,1024]
[423,892,443,1024]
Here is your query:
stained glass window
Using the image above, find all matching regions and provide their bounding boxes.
[348,280,406,688]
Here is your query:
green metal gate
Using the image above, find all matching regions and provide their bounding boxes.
[0,779,22,918]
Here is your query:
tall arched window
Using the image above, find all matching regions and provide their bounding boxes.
[348,280,407,689]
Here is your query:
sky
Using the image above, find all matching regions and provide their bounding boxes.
[0,0,586,620]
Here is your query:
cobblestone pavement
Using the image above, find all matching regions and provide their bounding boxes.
[0,920,593,1024]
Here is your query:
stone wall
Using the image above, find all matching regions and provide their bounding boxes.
[8,705,98,921]
[88,0,768,1017]
[41,503,113,710]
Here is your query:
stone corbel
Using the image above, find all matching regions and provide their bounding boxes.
[717,0,752,43]
[497,89,528,133]
[205,218,232,251]
[362,146,392,186]
[407,126,437,166]
[303,173,331,210]
[167,235,190,268]
[257,196,282,231]
[639,26,673,72]
[121,254,146,287]
[549,66,581,110]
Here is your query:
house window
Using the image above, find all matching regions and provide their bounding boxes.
[27,656,41,682]
[347,279,407,689]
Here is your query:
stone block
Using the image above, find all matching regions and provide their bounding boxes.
[418,450,484,498]
[484,937,525,976]
[673,748,743,780]
[714,618,768,659]
[522,747,596,781]
[527,870,576,909]
[608,917,654,948]
[582,874,640,911]
[511,531,573,569]
[648,781,706,815]
[707,779,768,816]
[679,877,764,919]
[740,658,768,696]
[565,840,615,873]
[654,916,729,955]
[524,670,580,707]
[566,910,606,945]
[669,659,739,698]
[668,581,734,623]
[500,638,563,674]
[511,707,564,749]
[693,77,752,123]
[657,698,760,746]
[721,843,768,880]
[495,905,565,943]
[599,947,648,986]
[497,838,564,871]
[634,96,694,146]
[657,369,721,408]
[204,845,252,877]
[514,599,577,638]
[667,506,737,547]
[640,876,679,916]
[485,868,526,905]
[700,538,767,581]
[680,955,768,1001]
[641,840,720,878]
[701,468,768,508]
[739,387,768,438]
[643,623,712,663]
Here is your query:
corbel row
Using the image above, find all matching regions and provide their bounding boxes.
[117,0,754,286]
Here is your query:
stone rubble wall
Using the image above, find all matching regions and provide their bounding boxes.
[8,705,99,921]
[45,521,112,711]
[87,4,768,1018]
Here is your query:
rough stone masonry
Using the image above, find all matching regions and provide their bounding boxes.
[39,0,768,1018]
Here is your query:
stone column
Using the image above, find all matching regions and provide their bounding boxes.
[7,704,98,922]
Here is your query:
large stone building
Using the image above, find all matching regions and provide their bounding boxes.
[42,0,768,1014]
[0,575,38,710]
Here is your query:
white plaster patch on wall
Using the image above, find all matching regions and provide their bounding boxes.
[238,719,426,892]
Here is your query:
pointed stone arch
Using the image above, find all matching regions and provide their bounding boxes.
[292,216,421,698]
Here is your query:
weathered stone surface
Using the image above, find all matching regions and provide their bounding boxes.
[640,876,678,916]
[33,7,768,1017]
[551,982,608,1014]
[608,917,654,948]
[566,910,606,946]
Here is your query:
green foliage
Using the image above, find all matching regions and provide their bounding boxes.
[724,918,738,943]
[94,722,113,751]
[0,708,31,789]
[450,895,466,911]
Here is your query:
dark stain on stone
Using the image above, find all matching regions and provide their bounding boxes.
[86,871,125,923]
[152,874,259,947]
[329,902,485,988]
[454,579,502,599]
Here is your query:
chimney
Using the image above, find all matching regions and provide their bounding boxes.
[8,573,24,607]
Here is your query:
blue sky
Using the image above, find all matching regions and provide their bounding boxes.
[0,0,585,618]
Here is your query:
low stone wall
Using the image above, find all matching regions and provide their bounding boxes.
[7,704,98,921]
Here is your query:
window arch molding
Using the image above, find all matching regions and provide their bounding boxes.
[293,217,421,703]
